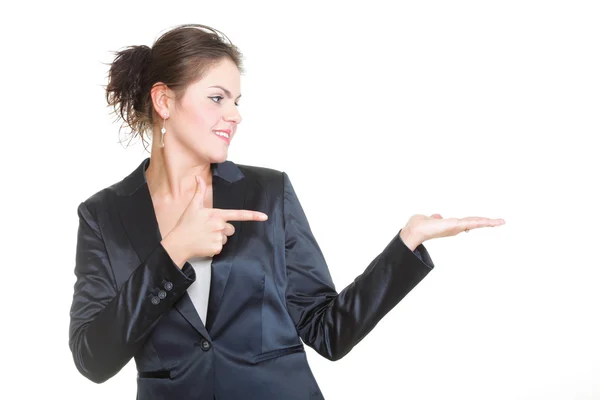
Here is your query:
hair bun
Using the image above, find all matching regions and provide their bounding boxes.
[106,45,152,138]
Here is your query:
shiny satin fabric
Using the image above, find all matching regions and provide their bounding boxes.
[69,157,435,399]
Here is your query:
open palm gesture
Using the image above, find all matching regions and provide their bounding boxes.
[403,213,505,246]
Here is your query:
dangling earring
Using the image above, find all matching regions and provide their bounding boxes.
[160,112,167,148]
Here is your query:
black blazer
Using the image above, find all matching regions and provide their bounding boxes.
[69,157,435,399]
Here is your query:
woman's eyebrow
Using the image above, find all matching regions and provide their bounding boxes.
[208,85,242,100]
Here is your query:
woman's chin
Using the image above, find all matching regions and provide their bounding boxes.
[208,149,229,164]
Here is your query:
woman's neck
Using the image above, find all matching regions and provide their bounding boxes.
[145,144,213,203]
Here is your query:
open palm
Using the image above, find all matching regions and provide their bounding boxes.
[406,213,505,243]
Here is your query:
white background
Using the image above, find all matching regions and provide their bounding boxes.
[2,0,599,398]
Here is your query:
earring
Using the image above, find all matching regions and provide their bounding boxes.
[160,112,167,148]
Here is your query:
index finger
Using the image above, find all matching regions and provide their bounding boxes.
[215,209,269,222]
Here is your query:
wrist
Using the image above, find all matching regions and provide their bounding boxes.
[161,231,188,269]
[399,227,422,252]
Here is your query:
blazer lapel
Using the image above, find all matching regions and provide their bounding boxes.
[205,174,247,333]
[116,158,211,340]
[173,294,209,339]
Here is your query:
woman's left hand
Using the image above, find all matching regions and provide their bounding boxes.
[401,214,506,249]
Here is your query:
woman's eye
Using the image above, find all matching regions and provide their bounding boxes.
[210,96,240,107]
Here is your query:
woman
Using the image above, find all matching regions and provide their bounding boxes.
[69,23,505,399]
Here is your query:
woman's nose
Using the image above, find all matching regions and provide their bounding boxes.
[225,110,242,124]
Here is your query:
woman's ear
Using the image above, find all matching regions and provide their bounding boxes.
[150,82,173,119]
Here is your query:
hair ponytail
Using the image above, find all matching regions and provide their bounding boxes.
[106,45,153,147]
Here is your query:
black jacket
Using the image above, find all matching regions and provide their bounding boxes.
[69,157,435,399]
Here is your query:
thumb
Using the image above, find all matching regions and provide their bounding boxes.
[194,175,207,207]
[430,213,443,219]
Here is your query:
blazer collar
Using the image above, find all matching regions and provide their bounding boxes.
[115,157,245,197]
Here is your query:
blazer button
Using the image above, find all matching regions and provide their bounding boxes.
[200,339,211,351]
[164,281,173,291]
[158,290,167,299]
[151,296,160,305]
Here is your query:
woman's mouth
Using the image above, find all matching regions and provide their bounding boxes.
[213,130,231,144]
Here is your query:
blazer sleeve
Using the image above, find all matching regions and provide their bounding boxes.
[69,201,196,383]
[282,172,435,361]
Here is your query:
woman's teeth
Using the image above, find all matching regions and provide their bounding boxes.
[214,131,229,138]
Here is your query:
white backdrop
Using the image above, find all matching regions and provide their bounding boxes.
[2,0,599,398]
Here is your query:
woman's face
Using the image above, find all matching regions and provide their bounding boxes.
[168,57,242,164]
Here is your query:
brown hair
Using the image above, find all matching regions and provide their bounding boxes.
[105,24,244,150]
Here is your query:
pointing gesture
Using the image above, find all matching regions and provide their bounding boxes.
[162,175,268,267]
[193,175,268,223]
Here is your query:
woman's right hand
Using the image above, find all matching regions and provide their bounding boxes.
[161,175,268,268]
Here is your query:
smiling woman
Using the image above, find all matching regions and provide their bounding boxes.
[69,22,503,400]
